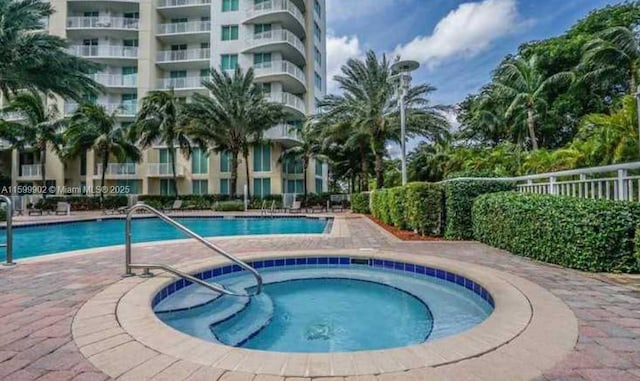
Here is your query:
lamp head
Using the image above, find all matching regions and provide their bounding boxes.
[391,60,420,74]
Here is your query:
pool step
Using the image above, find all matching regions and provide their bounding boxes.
[154,287,222,313]
[210,293,274,347]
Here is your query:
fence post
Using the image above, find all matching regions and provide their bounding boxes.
[618,169,628,201]
[549,176,557,196]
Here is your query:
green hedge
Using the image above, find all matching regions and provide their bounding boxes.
[444,180,515,240]
[473,192,640,272]
[388,187,408,229]
[371,189,392,225]
[32,196,128,211]
[215,200,245,211]
[0,208,5,222]
[351,192,370,214]
[405,182,444,236]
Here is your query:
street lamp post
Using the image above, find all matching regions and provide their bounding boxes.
[636,85,640,157]
[391,60,420,186]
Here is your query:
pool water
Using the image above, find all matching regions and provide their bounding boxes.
[0,217,328,260]
[155,262,493,353]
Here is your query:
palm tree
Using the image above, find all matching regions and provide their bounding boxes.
[0,91,65,197]
[407,141,451,182]
[315,50,448,189]
[278,123,326,203]
[183,67,284,199]
[64,104,140,205]
[132,90,190,198]
[582,26,640,95]
[493,55,574,150]
[0,0,102,100]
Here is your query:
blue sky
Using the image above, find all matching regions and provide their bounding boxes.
[325,0,624,106]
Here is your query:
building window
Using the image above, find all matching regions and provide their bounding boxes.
[192,180,208,195]
[170,70,186,79]
[191,148,208,174]
[315,178,323,193]
[253,52,272,65]
[222,0,239,11]
[314,47,322,66]
[315,72,322,90]
[220,54,238,70]
[315,159,323,176]
[80,151,87,176]
[286,179,303,194]
[254,23,271,35]
[259,83,271,94]
[220,151,231,172]
[314,21,321,40]
[123,39,138,47]
[254,178,271,198]
[160,179,176,196]
[253,144,271,172]
[221,25,239,41]
[220,178,229,195]
[314,0,321,16]
[116,179,141,194]
[286,158,303,174]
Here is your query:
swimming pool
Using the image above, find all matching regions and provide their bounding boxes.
[0,217,329,260]
[154,256,494,352]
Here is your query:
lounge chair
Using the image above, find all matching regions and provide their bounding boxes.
[55,202,70,216]
[12,204,24,216]
[330,195,346,212]
[286,200,302,214]
[103,206,128,215]
[28,206,44,216]
[162,199,182,213]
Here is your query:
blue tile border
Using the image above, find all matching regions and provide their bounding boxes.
[152,256,495,311]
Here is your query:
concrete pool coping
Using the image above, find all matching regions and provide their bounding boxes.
[71,248,578,380]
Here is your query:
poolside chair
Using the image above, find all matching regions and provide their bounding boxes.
[329,195,345,212]
[162,199,182,214]
[28,206,44,216]
[102,206,128,215]
[55,202,70,216]
[286,200,302,214]
[13,204,24,216]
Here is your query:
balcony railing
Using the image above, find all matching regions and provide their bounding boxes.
[69,45,138,59]
[147,163,185,177]
[264,123,301,141]
[1,111,25,121]
[20,165,41,178]
[91,73,137,88]
[246,29,305,57]
[267,92,306,114]
[254,60,306,86]
[157,20,210,35]
[67,16,139,30]
[95,163,137,177]
[158,0,210,7]
[156,48,210,62]
[157,76,206,90]
[247,0,304,29]
[64,102,137,116]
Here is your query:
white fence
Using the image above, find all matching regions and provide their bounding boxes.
[452,162,640,202]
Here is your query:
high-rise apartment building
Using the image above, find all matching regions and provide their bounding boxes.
[0,0,327,197]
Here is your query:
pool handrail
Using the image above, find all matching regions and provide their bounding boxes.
[124,202,263,296]
[0,195,14,266]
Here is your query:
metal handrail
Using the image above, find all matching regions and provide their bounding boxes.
[124,202,262,295]
[0,195,14,266]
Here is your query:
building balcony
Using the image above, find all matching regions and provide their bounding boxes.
[68,45,138,65]
[146,163,186,177]
[157,0,210,18]
[157,20,210,42]
[67,16,139,30]
[19,164,41,179]
[157,76,206,90]
[94,163,138,178]
[254,60,306,93]
[267,92,306,117]
[1,111,25,121]
[156,48,210,69]
[158,0,210,7]
[91,73,137,89]
[244,0,305,36]
[64,102,137,117]
[264,123,301,147]
[243,29,306,66]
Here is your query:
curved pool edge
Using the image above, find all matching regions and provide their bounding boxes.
[72,249,578,379]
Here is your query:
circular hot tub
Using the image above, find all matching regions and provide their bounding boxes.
[152,256,494,352]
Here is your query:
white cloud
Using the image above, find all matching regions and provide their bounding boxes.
[394,0,519,68]
[326,34,363,94]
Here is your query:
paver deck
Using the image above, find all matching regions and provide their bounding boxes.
[0,215,639,380]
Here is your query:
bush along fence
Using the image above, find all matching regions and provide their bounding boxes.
[473,192,640,273]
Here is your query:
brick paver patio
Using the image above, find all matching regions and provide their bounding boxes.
[0,216,638,380]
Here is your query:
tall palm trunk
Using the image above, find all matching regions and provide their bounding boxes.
[360,143,369,191]
[302,156,308,205]
[374,152,384,189]
[40,141,47,199]
[100,148,108,207]
[243,151,251,200]
[230,150,239,199]
[527,107,539,150]
[168,145,178,198]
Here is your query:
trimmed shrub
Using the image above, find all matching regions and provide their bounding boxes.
[444,180,515,240]
[636,224,640,268]
[388,187,408,229]
[0,207,5,222]
[405,182,444,236]
[35,196,128,211]
[215,200,245,212]
[473,192,640,273]
[376,189,392,225]
[351,192,370,214]
[370,190,382,219]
